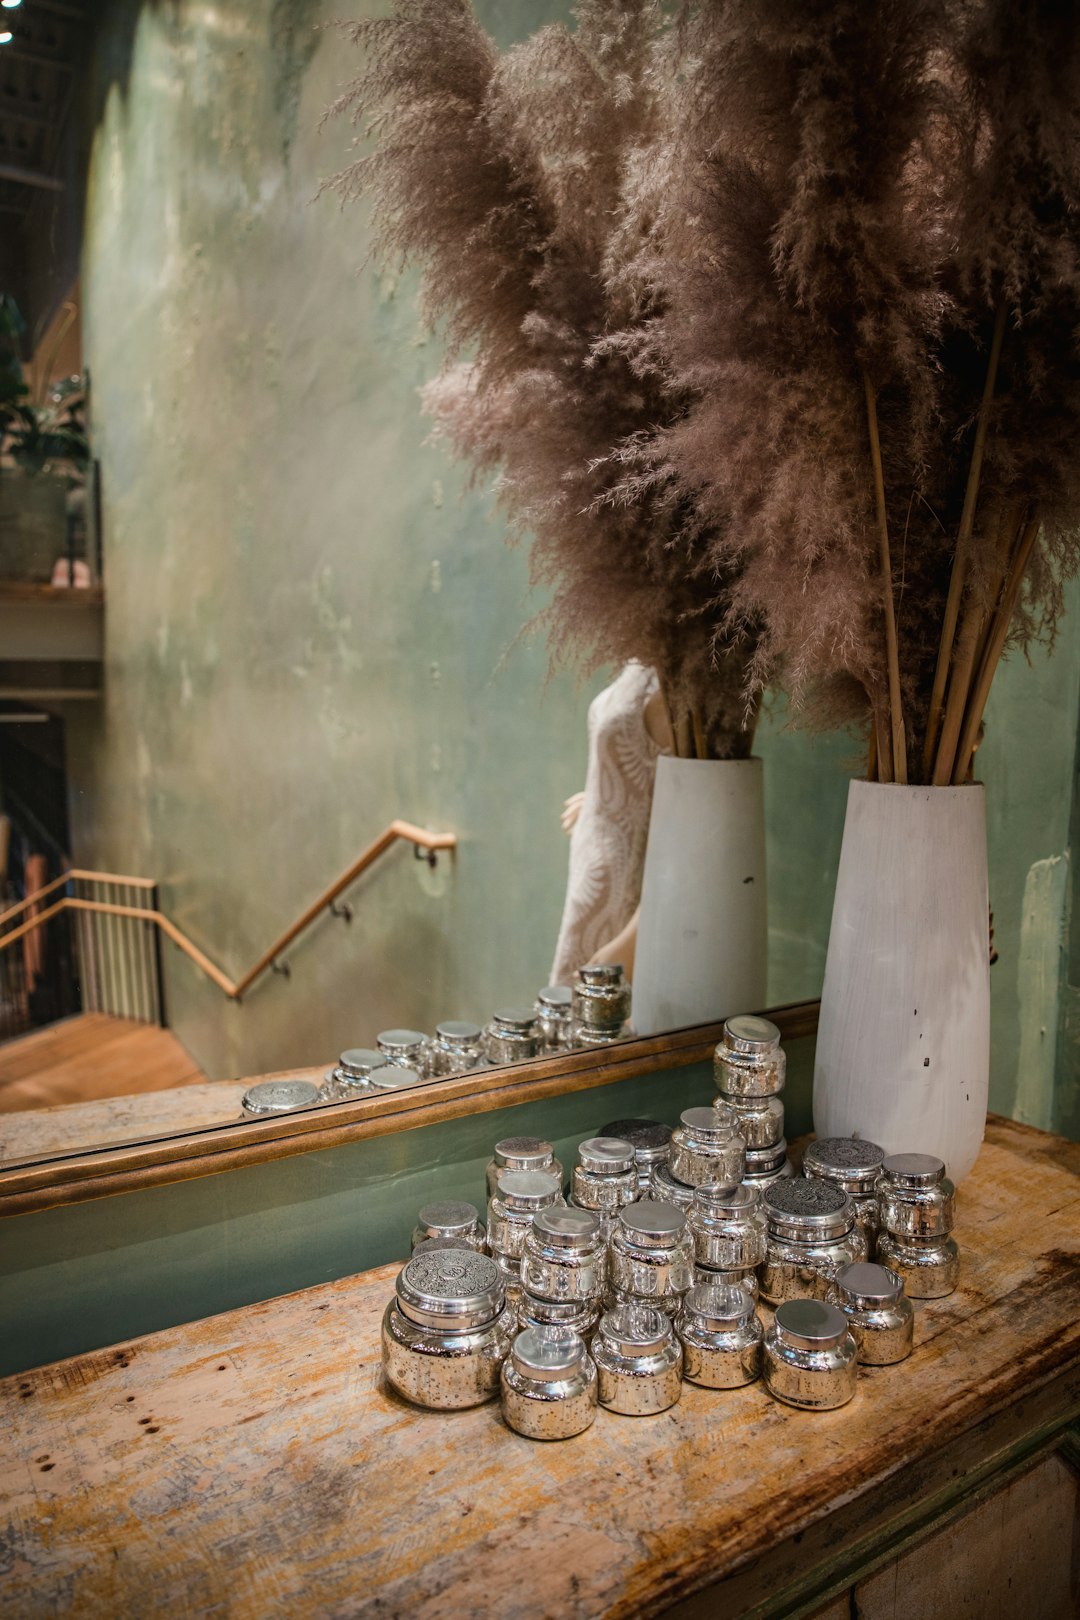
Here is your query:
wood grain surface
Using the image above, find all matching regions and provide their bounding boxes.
[1,1114,1077,1619]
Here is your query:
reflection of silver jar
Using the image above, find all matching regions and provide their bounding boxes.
[599,1118,672,1192]
[242,1079,321,1116]
[377,1029,431,1074]
[833,1261,914,1365]
[428,1021,485,1077]
[687,1181,768,1271]
[760,1179,866,1304]
[485,1137,563,1200]
[487,1170,564,1290]
[678,1284,763,1389]
[669,1107,746,1189]
[570,1137,639,1238]
[743,1138,796,1188]
[713,1014,786,1097]
[572,963,632,1044]
[501,1328,597,1440]
[321,1048,389,1098]
[381,1249,515,1410]
[803,1137,886,1246]
[763,1299,858,1411]
[411,1200,486,1255]
[517,1292,600,1340]
[482,1009,545,1065]
[367,1065,425,1092]
[608,1201,695,1314]
[720,1093,785,1151]
[522,1207,604,1304]
[591,1305,682,1415]
[650,1160,696,1212]
[535,986,575,1052]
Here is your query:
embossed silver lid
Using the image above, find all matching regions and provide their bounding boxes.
[773,1298,849,1350]
[683,1283,755,1328]
[511,1326,586,1378]
[367,1065,424,1090]
[598,1303,672,1356]
[415,1200,481,1241]
[435,1020,482,1045]
[599,1119,672,1164]
[494,1169,562,1210]
[723,1015,781,1054]
[804,1136,886,1191]
[337,1048,388,1080]
[491,1008,539,1033]
[764,1178,853,1239]
[679,1106,739,1141]
[242,1079,321,1115]
[532,1206,601,1248]
[494,1136,554,1172]
[578,963,625,986]
[395,1248,504,1330]
[578,1136,635,1175]
[835,1261,904,1307]
[882,1152,947,1188]
[537,985,573,1009]
[618,1199,687,1248]
[651,1161,695,1208]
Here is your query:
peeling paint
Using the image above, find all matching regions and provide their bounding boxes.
[1015,853,1069,1131]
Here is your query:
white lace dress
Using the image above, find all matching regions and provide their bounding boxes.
[550,663,663,984]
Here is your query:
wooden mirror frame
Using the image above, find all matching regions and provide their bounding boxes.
[0,1002,819,1218]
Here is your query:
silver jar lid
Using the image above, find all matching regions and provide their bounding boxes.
[395,1249,503,1330]
[520,1293,599,1330]
[495,1169,562,1210]
[511,1326,587,1379]
[493,1136,555,1173]
[745,1137,791,1174]
[652,1161,695,1209]
[599,1119,672,1164]
[764,1178,853,1240]
[242,1079,321,1115]
[435,1020,482,1046]
[723,1014,781,1054]
[337,1048,388,1080]
[537,985,573,1009]
[773,1298,849,1351]
[804,1137,886,1192]
[578,963,625,987]
[683,1283,755,1328]
[679,1106,739,1142]
[693,1180,760,1217]
[367,1066,425,1090]
[618,1200,687,1248]
[491,1008,539,1033]
[598,1303,671,1356]
[882,1152,947,1188]
[531,1206,601,1249]
[835,1261,904,1308]
[378,1028,428,1055]
[415,1200,481,1242]
[578,1136,636,1175]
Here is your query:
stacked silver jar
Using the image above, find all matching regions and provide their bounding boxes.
[648,1104,747,1215]
[876,1153,960,1298]
[568,1136,640,1240]
[713,1015,794,1187]
[571,963,632,1047]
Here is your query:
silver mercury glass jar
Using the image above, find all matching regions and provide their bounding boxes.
[377,1028,431,1075]
[599,1118,673,1192]
[720,1093,785,1151]
[832,1261,914,1365]
[411,1199,486,1255]
[713,1014,786,1097]
[517,1292,600,1339]
[650,1159,696,1212]
[688,1180,768,1271]
[743,1137,796,1188]
[608,1200,695,1316]
[569,1137,639,1238]
[485,1136,564,1201]
[535,986,575,1052]
[803,1137,887,1247]
[763,1298,858,1411]
[572,963,632,1046]
[876,1152,959,1299]
[367,1065,425,1092]
[500,1327,597,1440]
[522,1206,605,1304]
[487,1170,564,1293]
[678,1283,764,1389]
[694,1262,760,1301]
[591,1305,683,1415]
[669,1107,747,1190]
[321,1047,389,1098]
[381,1248,515,1410]
[760,1179,867,1305]
[428,1021,485,1077]
[242,1079,321,1116]
[483,1008,545,1065]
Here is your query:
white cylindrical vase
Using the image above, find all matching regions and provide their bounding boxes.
[632,757,767,1035]
[813,781,990,1184]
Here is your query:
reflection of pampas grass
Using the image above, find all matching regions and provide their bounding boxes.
[323,0,757,759]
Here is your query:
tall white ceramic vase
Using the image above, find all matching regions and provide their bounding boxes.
[632,757,767,1035]
[813,781,990,1184]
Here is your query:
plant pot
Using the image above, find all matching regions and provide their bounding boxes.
[632,756,767,1035]
[813,781,990,1184]
[0,468,68,583]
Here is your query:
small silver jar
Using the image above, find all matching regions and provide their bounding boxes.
[485,1136,564,1200]
[321,1048,389,1098]
[411,1199,486,1255]
[572,963,632,1044]
[876,1230,960,1299]
[803,1137,887,1246]
[713,1014,786,1097]
[608,1200,695,1312]
[669,1107,746,1190]
[367,1065,426,1092]
[535,986,575,1051]
[377,1028,431,1073]
[760,1179,866,1305]
[381,1249,515,1410]
[591,1305,683,1415]
[599,1118,672,1192]
[650,1160,696,1212]
[242,1079,321,1116]
[693,1262,760,1302]
[518,1292,600,1339]
[500,1328,597,1440]
[688,1180,768,1271]
[483,1008,545,1065]
[833,1261,914,1365]
[743,1137,796,1188]
[487,1170,564,1278]
[678,1284,763,1389]
[763,1298,858,1411]
[719,1093,786,1151]
[570,1137,639,1235]
[878,1153,956,1238]
[428,1021,485,1077]
[522,1206,604,1304]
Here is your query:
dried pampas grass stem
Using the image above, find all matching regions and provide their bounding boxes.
[863,370,907,785]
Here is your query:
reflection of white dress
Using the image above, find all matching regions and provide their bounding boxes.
[550,663,662,984]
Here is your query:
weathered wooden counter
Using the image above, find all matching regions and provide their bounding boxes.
[2,1115,1079,1618]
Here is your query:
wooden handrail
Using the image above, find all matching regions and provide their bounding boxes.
[0,867,156,930]
[0,822,456,1001]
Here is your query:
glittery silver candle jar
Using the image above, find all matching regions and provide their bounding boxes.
[763,1298,858,1411]
[598,1118,673,1192]
[377,1028,432,1074]
[713,1015,786,1097]
[833,1261,914,1365]
[876,1152,958,1299]
[572,963,632,1043]
[517,1292,600,1339]
[482,1009,544,1065]
[411,1200,486,1255]
[687,1180,768,1271]
[535,986,575,1051]
[486,1137,563,1200]
[591,1305,683,1415]
[743,1138,796,1188]
[321,1048,389,1098]
[500,1328,597,1440]
[367,1065,426,1092]
[650,1160,696,1212]
[669,1107,746,1189]
[803,1137,887,1246]
[487,1171,565,1275]
[719,1093,785,1151]
[522,1207,604,1303]
[693,1262,760,1301]
[760,1179,866,1305]
[608,1200,695,1312]
[678,1284,763,1389]
[569,1137,639,1237]
[428,1021,485,1077]
[382,1249,515,1410]
[876,1230,960,1299]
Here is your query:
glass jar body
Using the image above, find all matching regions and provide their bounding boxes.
[760,1228,867,1305]
[381,1301,515,1409]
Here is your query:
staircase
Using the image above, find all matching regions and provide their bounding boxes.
[0,1012,206,1114]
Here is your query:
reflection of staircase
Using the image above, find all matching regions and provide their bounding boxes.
[0,1012,206,1113]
